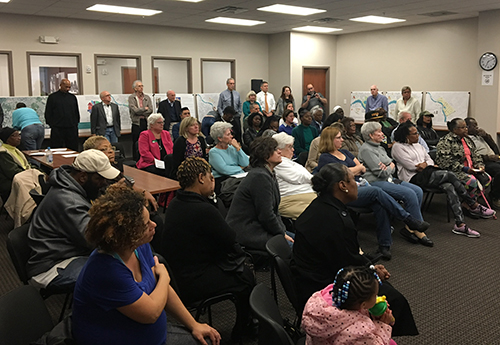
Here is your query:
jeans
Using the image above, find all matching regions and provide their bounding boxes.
[46,257,89,290]
[105,127,118,144]
[348,185,411,247]
[371,180,424,221]
[21,123,44,150]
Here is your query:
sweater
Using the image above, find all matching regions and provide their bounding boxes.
[44,90,80,128]
[358,141,395,183]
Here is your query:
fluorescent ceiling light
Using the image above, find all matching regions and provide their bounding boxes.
[292,26,342,33]
[176,0,203,2]
[0,0,11,3]
[86,4,162,16]
[206,17,265,26]
[349,15,405,24]
[257,4,326,16]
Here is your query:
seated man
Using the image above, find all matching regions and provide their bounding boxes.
[465,117,500,207]
[216,106,242,143]
[172,107,191,142]
[27,149,120,290]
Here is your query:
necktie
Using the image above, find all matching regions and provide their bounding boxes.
[230,90,234,109]
[265,93,269,113]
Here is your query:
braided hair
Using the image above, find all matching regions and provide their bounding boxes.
[331,266,380,310]
[177,157,211,189]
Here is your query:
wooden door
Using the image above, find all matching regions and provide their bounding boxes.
[303,67,328,110]
[122,67,137,94]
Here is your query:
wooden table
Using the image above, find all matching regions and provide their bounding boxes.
[24,149,180,195]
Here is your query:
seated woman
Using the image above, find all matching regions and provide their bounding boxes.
[72,184,220,345]
[358,122,434,247]
[0,127,33,201]
[273,132,316,219]
[317,127,430,259]
[84,135,124,171]
[243,111,263,149]
[305,121,344,173]
[136,114,174,176]
[172,117,207,179]
[161,157,255,341]
[392,122,493,238]
[291,163,418,337]
[242,90,262,125]
[416,111,440,150]
[436,118,495,215]
[257,115,280,137]
[209,122,249,177]
[292,111,318,156]
[278,109,296,135]
[226,137,294,251]
[340,117,364,157]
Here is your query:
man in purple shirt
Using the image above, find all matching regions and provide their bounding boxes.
[366,85,388,114]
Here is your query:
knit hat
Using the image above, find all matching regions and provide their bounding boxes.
[0,127,17,143]
[72,149,120,180]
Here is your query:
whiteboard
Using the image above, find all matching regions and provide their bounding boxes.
[385,91,423,120]
[424,91,469,127]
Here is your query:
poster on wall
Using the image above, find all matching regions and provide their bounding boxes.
[196,93,220,121]
[349,92,370,122]
[424,91,469,127]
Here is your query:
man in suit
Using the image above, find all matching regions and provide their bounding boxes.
[90,91,121,143]
[158,90,182,131]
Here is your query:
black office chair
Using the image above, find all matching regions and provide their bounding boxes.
[265,235,302,329]
[421,186,451,223]
[7,224,74,322]
[249,284,305,345]
[0,285,54,345]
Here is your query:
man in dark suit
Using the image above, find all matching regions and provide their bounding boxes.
[90,91,121,143]
[157,90,182,131]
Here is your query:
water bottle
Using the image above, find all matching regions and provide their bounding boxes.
[45,147,53,163]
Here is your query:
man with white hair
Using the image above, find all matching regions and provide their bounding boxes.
[366,85,388,113]
[27,149,121,290]
[273,132,317,219]
[158,90,182,131]
[128,80,153,160]
[90,91,121,144]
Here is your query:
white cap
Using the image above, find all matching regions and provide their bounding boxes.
[72,149,120,180]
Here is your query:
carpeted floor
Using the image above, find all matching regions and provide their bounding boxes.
[1,192,499,344]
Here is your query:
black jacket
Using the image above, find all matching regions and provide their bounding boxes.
[158,99,181,130]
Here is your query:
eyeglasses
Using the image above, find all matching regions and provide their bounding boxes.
[456,126,468,129]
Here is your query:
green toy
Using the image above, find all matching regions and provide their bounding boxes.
[369,295,388,316]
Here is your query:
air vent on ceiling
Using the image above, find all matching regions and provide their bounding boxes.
[311,17,343,24]
[214,6,248,14]
[418,11,457,17]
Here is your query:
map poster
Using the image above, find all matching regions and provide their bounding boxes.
[349,92,370,122]
[196,93,219,121]
[424,91,469,127]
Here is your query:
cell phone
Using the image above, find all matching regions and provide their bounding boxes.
[124,175,135,187]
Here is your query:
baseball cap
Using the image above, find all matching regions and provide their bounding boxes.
[72,149,120,180]
[420,110,434,117]
[365,110,384,121]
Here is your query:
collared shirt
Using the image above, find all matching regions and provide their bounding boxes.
[470,135,495,156]
[256,91,276,113]
[103,103,113,126]
[365,93,388,113]
[393,97,421,122]
[274,156,314,197]
[218,89,242,118]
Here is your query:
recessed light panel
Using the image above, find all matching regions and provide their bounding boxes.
[349,15,405,24]
[258,4,326,16]
[292,26,342,33]
[0,0,11,3]
[86,4,162,16]
[206,17,265,26]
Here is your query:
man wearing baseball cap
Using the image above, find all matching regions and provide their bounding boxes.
[27,149,120,290]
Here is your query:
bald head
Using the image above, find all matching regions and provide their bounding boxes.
[399,112,412,124]
[99,91,111,105]
[60,78,71,93]
[370,85,378,96]
[167,90,176,102]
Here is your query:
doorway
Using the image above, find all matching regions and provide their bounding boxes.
[303,67,329,112]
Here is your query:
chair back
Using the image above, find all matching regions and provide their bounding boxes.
[0,285,54,345]
[250,284,294,345]
[29,188,45,206]
[6,223,32,284]
[265,235,301,318]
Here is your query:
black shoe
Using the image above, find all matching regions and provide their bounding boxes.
[404,216,430,232]
[418,235,434,247]
[399,227,419,244]
[376,246,392,260]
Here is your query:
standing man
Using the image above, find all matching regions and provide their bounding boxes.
[393,86,421,122]
[90,91,121,144]
[217,78,242,128]
[158,90,182,131]
[45,78,80,151]
[256,81,276,117]
[366,85,388,113]
[128,80,153,161]
[301,83,328,115]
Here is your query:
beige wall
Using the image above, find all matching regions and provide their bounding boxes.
[0,13,269,97]
[290,32,337,114]
[269,32,291,98]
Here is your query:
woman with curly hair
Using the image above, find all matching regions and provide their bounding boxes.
[72,184,220,345]
[161,157,255,341]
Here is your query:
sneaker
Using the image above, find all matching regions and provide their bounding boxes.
[452,224,480,238]
[468,204,496,219]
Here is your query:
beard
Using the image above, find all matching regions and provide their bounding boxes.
[82,179,104,201]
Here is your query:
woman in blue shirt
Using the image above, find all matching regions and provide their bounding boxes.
[72,184,220,345]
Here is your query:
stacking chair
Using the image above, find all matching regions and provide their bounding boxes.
[7,224,74,322]
[421,186,451,223]
[249,284,305,345]
[0,285,54,345]
[265,235,302,329]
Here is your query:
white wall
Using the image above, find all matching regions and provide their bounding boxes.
[290,32,337,114]
[0,13,269,98]
[0,54,10,96]
[269,32,291,98]
[153,59,189,94]
[96,57,137,95]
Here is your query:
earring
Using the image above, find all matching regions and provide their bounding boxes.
[200,181,204,184]
[344,189,349,193]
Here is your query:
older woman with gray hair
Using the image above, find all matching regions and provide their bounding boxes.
[393,85,421,122]
[310,105,324,133]
[136,113,174,176]
[273,132,317,219]
[208,122,249,179]
[242,90,262,121]
[358,121,433,247]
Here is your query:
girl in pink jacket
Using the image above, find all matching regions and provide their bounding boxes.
[302,266,396,345]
